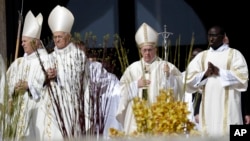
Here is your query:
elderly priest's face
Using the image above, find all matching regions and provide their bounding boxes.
[140,45,157,63]
[53,31,71,49]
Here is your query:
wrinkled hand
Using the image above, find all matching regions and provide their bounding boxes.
[204,62,219,78]
[44,68,57,86]
[14,80,28,92]
[194,114,199,123]
[164,64,170,77]
[138,77,150,88]
[46,68,57,80]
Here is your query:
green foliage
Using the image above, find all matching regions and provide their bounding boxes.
[0,84,32,140]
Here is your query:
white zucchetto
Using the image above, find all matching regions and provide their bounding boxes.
[135,22,158,48]
[22,11,43,39]
[48,5,74,33]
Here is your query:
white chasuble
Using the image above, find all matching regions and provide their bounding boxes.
[186,45,248,137]
[6,48,49,140]
[39,43,89,140]
[117,57,184,134]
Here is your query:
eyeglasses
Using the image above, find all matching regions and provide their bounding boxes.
[207,34,223,37]
[53,35,64,40]
[53,34,66,40]
[141,48,154,53]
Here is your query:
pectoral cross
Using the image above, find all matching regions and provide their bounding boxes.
[142,64,150,100]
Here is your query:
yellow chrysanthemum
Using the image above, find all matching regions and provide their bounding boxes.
[109,88,201,138]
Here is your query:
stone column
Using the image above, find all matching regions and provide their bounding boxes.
[0,0,7,64]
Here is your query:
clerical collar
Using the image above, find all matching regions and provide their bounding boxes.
[209,44,229,52]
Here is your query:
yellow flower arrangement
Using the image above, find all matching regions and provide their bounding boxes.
[109,88,201,138]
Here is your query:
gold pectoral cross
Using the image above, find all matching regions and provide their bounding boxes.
[142,64,150,101]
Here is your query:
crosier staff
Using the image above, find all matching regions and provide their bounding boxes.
[14,0,23,60]
[159,25,173,88]
[30,40,68,137]
[159,25,173,63]
[8,0,24,121]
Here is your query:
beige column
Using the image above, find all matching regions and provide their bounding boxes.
[0,0,7,64]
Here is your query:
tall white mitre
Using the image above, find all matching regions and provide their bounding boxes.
[135,22,158,48]
[22,11,43,39]
[48,5,74,33]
